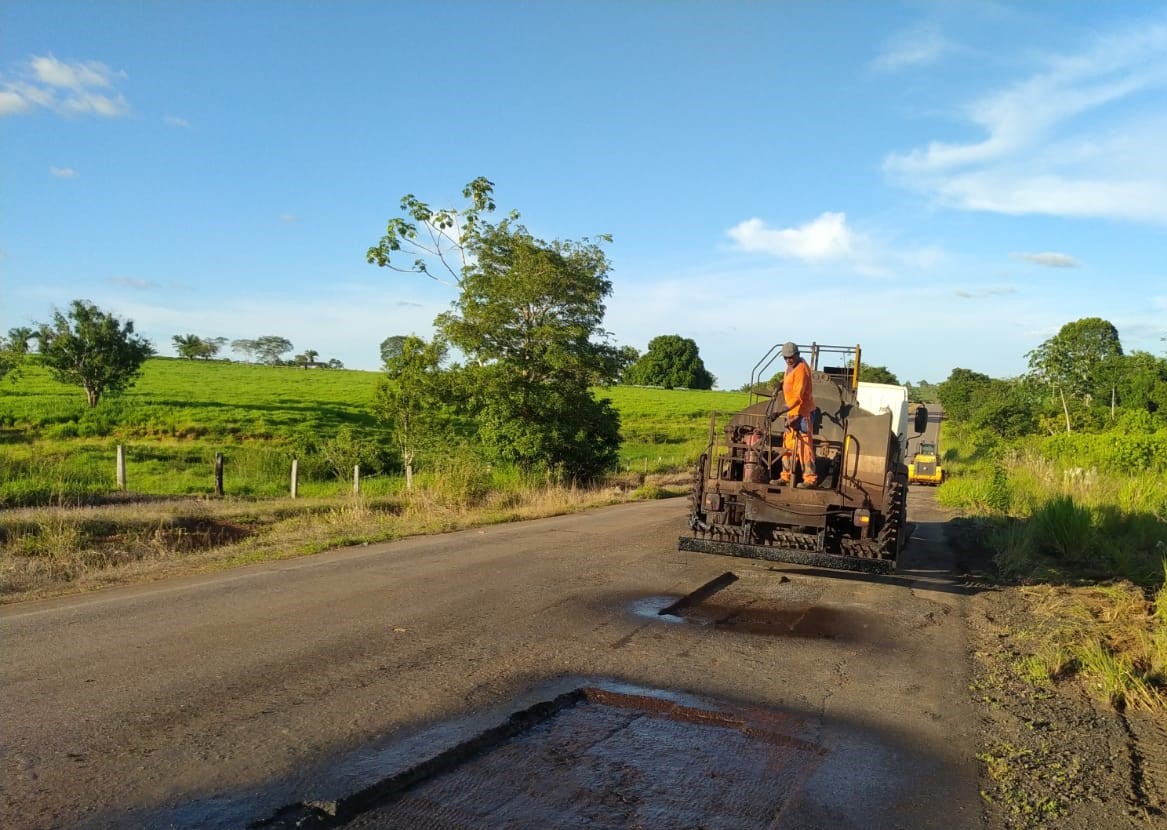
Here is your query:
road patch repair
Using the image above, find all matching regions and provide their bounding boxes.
[248,573,888,829]
[250,684,824,829]
[248,571,925,829]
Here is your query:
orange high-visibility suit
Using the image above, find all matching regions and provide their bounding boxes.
[779,357,817,485]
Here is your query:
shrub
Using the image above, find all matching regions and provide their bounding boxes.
[1029,496,1095,564]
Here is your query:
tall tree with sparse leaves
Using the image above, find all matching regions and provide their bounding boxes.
[36,300,155,407]
[172,334,226,360]
[254,336,294,366]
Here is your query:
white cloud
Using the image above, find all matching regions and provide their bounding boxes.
[1011,251,1080,268]
[109,276,157,290]
[726,213,943,277]
[49,166,76,178]
[0,55,130,118]
[728,213,855,262]
[31,55,120,89]
[871,24,952,72]
[280,213,298,224]
[0,89,32,115]
[954,285,1017,299]
[884,18,1167,224]
[163,114,190,128]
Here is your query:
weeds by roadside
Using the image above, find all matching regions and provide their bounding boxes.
[938,433,1167,713]
[0,473,691,605]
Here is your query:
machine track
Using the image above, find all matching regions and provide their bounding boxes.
[677,535,894,574]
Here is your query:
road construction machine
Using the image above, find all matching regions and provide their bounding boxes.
[908,441,944,486]
[679,343,927,574]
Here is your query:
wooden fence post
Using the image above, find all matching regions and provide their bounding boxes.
[290,458,298,499]
[116,445,126,490]
[214,453,224,497]
[353,464,360,495]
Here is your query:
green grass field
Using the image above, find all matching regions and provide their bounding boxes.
[0,358,751,505]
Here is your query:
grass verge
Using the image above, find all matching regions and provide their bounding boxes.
[0,473,691,605]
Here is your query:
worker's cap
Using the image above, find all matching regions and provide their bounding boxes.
[781,341,799,358]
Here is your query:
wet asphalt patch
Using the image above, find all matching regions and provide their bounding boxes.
[249,685,823,829]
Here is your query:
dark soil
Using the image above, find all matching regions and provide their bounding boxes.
[948,518,1167,828]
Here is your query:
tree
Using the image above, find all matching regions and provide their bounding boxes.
[173,334,226,360]
[615,345,641,383]
[1,327,34,380]
[624,335,714,389]
[859,364,899,385]
[0,335,24,381]
[436,220,623,480]
[253,336,293,366]
[907,379,940,403]
[367,176,504,286]
[230,339,258,362]
[380,335,408,366]
[294,349,320,368]
[967,378,1037,438]
[1116,351,1167,422]
[937,368,993,423]
[35,300,155,407]
[369,178,622,482]
[1027,317,1123,432]
[373,335,452,491]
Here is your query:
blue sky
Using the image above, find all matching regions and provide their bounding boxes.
[2,1,1165,389]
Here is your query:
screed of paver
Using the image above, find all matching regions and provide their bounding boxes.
[338,689,821,830]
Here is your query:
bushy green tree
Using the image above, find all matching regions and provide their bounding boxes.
[438,222,622,480]
[369,178,622,483]
[937,368,993,423]
[380,335,408,366]
[859,364,900,385]
[624,335,714,390]
[615,345,640,382]
[967,378,1038,438]
[907,379,940,403]
[36,300,155,407]
[1115,350,1167,425]
[0,328,33,380]
[1027,317,1123,432]
[373,335,453,490]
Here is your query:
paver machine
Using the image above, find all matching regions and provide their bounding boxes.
[678,343,928,574]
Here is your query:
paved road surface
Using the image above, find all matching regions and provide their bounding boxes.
[907,402,945,461]
[2,492,981,829]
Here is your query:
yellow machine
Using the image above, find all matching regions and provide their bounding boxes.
[908,442,943,485]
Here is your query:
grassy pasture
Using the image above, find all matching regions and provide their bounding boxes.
[1,358,742,601]
[0,358,750,505]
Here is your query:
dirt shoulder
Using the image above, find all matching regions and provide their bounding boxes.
[950,520,1167,828]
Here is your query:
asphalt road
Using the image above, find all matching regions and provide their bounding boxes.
[907,402,945,461]
[2,491,982,829]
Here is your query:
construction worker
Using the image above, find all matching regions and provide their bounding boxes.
[769,341,817,487]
